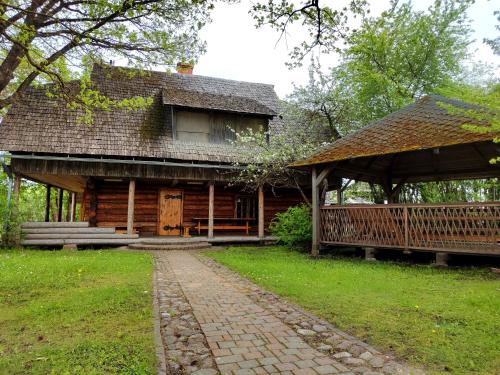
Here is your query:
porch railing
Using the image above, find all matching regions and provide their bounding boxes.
[320,203,500,254]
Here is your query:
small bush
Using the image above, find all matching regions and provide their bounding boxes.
[269,204,312,249]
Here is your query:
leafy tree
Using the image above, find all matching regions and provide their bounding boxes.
[437,82,500,163]
[0,0,216,113]
[287,59,358,139]
[251,0,367,67]
[230,119,324,203]
[344,0,473,122]
[484,10,499,55]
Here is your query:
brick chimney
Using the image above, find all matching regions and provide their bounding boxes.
[176,62,194,74]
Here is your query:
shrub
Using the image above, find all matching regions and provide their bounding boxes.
[269,204,312,249]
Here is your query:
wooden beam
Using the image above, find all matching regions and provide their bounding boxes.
[336,189,343,205]
[315,166,334,187]
[45,185,51,222]
[311,167,320,256]
[127,180,136,235]
[57,188,63,222]
[258,186,264,239]
[341,179,353,192]
[208,182,214,239]
[70,192,76,222]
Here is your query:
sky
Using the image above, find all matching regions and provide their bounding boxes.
[194,0,500,98]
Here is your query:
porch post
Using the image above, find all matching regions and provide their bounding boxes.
[127,179,136,235]
[258,186,264,239]
[312,168,320,256]
[57,188,63,222]
[208,182,214,239]
[65,191,71,222]
[12,175,21,216]
[70,192,76,222]
[45,185,51,222]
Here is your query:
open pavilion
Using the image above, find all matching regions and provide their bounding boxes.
[292,95,500,265]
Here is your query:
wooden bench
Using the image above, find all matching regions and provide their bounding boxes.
[192,217,255,235]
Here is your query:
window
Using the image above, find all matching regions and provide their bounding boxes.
[173,109,267,144]
[235,196,258,219]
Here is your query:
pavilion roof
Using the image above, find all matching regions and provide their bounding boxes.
[292,95,498,167]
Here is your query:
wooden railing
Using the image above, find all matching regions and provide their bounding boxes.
[320,203,500,255]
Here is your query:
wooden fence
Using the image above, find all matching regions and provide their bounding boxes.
[320,203,500,255]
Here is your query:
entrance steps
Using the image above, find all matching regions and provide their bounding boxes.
[21,222,138,246]
[128,238,212,251]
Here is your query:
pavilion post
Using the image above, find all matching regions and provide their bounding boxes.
[45,185,51,222]
[258,186,265,239]
[70,192,76,222]
[57,188,63,222]
[208,182,214,239]
[127,179,136,235]
[336,189,343,205]
[311,168,320,256]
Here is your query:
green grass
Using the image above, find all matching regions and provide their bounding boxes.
[0,249,155,374]
[205,246,500,375]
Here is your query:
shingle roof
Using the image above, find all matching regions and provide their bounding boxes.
[162,88,276,116]
[0,64,282,163]
[292,95,498,167]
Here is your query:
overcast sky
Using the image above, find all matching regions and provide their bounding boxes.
[194,0,500,98]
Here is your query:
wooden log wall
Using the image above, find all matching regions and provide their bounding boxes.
[95,181,158,234]
[81,180,307,235]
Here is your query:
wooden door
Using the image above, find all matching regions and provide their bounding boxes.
[158,189,183,236]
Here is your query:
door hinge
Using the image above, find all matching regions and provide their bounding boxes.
[165,194,182,200]
[163,224,181,231]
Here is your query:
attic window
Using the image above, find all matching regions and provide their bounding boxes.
[173,109,267,144]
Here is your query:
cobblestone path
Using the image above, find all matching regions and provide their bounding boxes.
[154,251,423,375]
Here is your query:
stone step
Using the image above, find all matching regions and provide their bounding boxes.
[22,227,116,234]
[128,242,212,251]
[22,221,89,228]
[136,238,208,246]
[26,233,139,240]
[22,238,139,246]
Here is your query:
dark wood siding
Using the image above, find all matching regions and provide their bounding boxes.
[82,180,307,235]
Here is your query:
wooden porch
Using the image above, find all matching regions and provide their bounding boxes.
[320,203,499,255]
[20,221,277,247]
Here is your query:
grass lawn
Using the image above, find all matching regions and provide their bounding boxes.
[205,246,500,375]
[0,249,155,374]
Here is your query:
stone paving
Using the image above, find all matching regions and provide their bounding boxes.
[154,251,424,375]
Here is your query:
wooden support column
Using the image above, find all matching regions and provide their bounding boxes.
[208,182,214,239]
[65,191,71,222]
[258,186,265,239]
[70,192,76,222]
[311,168,320,256]
[127,179,136,235]
[57,188,63,222]
[336,189,343,205]
[45,185,51,222]
[87,179,97,227]
[12,175,21,216]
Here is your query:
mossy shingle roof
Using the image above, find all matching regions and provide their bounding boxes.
[292,95,498,167]
[0,64,282,163]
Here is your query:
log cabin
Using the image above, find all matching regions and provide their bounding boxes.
[0,63,309,245]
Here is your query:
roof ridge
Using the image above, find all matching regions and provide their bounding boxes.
[93,63,276,88]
